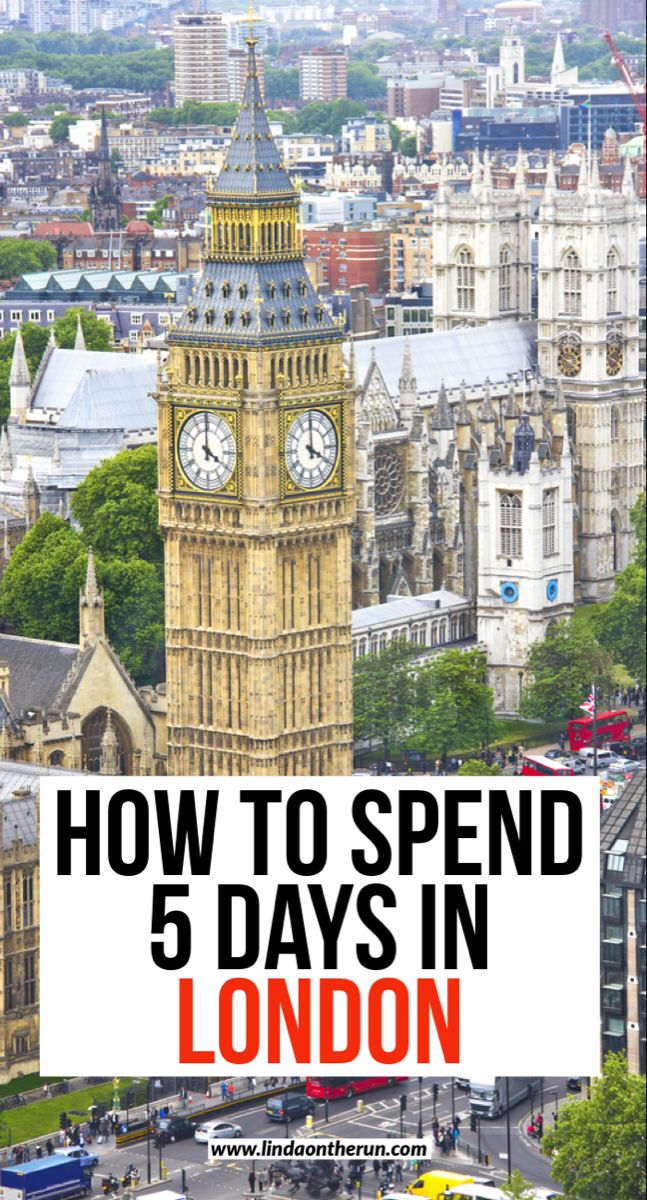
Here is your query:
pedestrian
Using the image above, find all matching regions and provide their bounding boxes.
[46,1140,54,1157]
[228,1081,235,1099]
[249,1169,256,1194]
[451,1124,459,1150]
[394,1162,402,1184]
[251,1077,257,1093]
[36,1146,43,1159]
[221,1081,228,1102]
[259,1169,266,1192]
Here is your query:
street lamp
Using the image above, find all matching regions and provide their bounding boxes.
[417,1077,423,1139]
[450,1078,455,1124]
[505,1078,512,1181]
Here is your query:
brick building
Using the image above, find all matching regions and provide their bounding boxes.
[299,48,347,102]
[303,227,390,294]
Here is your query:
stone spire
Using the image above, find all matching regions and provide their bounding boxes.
[577,154,589,197]
[74,313,86,352]
[622,152,635,198]
[470,147,482,196]
[544,150,557,198]
[79,546,105,647]
[99,710,120,775]
[588,152,601,198]
[0,427,11,483]
[9,328,31,420]
[551,31,566,79]
[514,146,526,193]
[23,464,40,528]
[398,338,417,429]
[505,380,520,418]
[436,155,449,202]
[432,381,453,430]
[481,148,493,195]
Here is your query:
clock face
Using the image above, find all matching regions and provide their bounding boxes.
[557,338,581,378]
[606,338,623,377]
[177,410,236,491]
[285,409,338,490]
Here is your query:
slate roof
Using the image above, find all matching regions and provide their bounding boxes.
[1,786,37,849]
[30,348,157,430]
[352,589,470,631]
[171,259,337,349]
[210,41,296,200]
[351,322,538,400]
[10,269,178,301]
[0,633,79,720]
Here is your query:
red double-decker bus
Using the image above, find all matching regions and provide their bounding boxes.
[306,1077,407,1100]
[568,710,630,753]
[521,754,574,777]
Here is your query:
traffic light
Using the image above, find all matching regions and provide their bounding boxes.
[399,1094,407,1111]
[126,1089,135,1109]
[470,1114,477,1133]
[59,1112,68,1130]
[432,1084,439,1102]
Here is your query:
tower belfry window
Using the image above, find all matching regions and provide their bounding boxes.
[499,492,522,558]
[563,250,581,316]
[456,248,475,312]
[607,251,618,313]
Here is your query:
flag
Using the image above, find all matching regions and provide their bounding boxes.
[578,97,592,108]
[580,684,596,714]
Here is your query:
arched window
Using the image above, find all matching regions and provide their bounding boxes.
[499,246,514,312]
[499,492,522,558]
[611,512,619,572]
[456,247,475,312]
[542,488,557,556]
[194,355,201,385]
[184,353,191,384]
[513,61,519,83]
[607,250,618,313]
[49,749,64,766]
[562,250,581,315]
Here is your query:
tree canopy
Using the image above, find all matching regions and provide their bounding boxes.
[0,31,173,91]
[353,639,417,757]
[264,67,299,104]
[347,61,386,102]
[54,307,113,352]
[49,112,79,143]
[0,238,57,280]
[457,760,500,776]
[148,101,239,127]
[71,445,162,568]
[0,447,164,683]
[594,494,646,686]
[522,620,614,721]
[541,1053,646,1200]
[412,647,501,758]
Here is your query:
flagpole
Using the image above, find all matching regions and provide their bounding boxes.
[592,680,598,778]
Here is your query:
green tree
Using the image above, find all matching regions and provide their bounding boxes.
[53,306,113,351]
[71,446,162,568]
[542,1053,646,1200]
[99,556,164,682]
[264,66,299,103]
[146,194,173,227]
[522,620,615,721]
[399,135,417,156]
[0,238,57,280]
[413,647,501,756]
[500,1172,535,1199]
[3,111,29,127]
[0,513,86,643]
[49,112,79,143]
[594,494,646,685]
[457,760,500,776]
[347,61,386,102]
[148,101,238,127]
[353,639,417,758]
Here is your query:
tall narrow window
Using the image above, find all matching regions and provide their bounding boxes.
[4,879,12,932]
[607,250,618,313]
[500,492,522,558]
[4,958,13,1012]
[499,246,514,311]
[611,513,619,572]
[610,406,620,440]
[542,489,557,556]
[456,248,475,311]
[22,873,33,928]
[23,952,36,1006]
[563,250,581,315]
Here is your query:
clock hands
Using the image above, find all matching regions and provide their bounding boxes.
[202,414,221,463]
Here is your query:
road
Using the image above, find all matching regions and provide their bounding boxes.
[83,1078,575,1198]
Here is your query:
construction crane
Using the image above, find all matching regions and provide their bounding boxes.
[603,31,646,196]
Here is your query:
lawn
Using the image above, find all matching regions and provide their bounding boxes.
[0,1078,136,1147]
[0,1074,61,1099]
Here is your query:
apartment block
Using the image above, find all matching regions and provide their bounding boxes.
[299,48,347,102]
[174,13,228,106]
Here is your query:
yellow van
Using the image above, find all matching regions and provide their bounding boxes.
[406,1172,482,1200]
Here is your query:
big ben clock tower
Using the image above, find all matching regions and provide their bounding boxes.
[158,35,354,776]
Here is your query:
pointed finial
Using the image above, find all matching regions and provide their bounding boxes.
[432,380,453,430]
[622,152,635,198]
[544,150,557,196]
[470,147,481,196]
[74,313,86,352]
[577,153,588,196]
[514,146,525,193]
[399,337,416,391]
[85,545,98,602]
[588,152,600,195]
[482,148,493,192]
[10,327,30,387]
[247,0,256,38]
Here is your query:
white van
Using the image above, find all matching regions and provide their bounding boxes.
[577,747,612,769]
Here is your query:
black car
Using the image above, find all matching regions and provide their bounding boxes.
[608,738,646,761]
[265,1094,315,1122]
[154,1116,195,1147]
